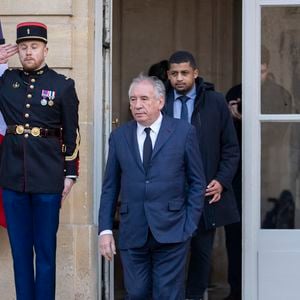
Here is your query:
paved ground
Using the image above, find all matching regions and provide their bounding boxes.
[115,284,230,300]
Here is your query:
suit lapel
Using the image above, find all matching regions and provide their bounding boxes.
[123,121,144,172]
[152,115,175,159]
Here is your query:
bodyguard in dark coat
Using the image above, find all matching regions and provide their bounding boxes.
[164,51,240,300]
[0,22,79,300]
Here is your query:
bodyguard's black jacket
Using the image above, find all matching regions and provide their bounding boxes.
[165,77,240,229]
[0,65,80,193]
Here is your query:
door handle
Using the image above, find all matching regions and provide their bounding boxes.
[112,117,119,128]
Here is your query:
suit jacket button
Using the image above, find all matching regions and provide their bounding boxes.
[145,180,150,184]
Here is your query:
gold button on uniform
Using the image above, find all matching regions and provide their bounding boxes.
[30,85,34,89]
[27,94,32,99]
[25,123,30,128]
[25,113,29,118]
[26,104,31,108]
[31,78,36,83]
[24,133,29,138]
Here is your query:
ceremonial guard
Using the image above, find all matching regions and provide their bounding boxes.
[0,22,80,300]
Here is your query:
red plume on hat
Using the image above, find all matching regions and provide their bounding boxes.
[0,20,5,45]
[16,21,47,44]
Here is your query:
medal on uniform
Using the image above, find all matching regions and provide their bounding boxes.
[48,91,55,106]
[41,99,47,106]
[13,82,20,88]
[41,90,49,105]
[41,89,56,107]
[50,91,55,98]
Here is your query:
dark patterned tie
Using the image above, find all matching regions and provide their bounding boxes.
[179,95,189,121]
[143,127,152,171]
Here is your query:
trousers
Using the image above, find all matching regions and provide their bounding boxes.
[120,231,190,300]
[3,189,61,300]
[186,228,216,298]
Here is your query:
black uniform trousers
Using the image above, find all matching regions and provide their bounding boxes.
[186,225,216,298]
[224,171,242,298]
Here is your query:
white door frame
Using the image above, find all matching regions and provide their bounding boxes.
[243,1,300,299]
[93,0,104,298]
[94,0,113,299]
[242,1,261,298]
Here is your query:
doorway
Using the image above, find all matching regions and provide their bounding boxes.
[111,0,242,124]
[243,2,300,300]
[108,1,242,299]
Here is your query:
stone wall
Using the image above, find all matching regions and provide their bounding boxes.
[0,1,98,299]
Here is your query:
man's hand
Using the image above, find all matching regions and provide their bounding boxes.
[205,179,223,204]
[61,177,75,202]
[0,44,18,64]
[228,98,242,120]
[99,234,116,261]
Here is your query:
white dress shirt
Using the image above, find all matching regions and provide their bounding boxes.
[136,112,162,161]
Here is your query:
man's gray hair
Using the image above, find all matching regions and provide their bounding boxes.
[128,74,166,100]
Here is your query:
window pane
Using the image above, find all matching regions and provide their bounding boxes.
[261,122,300,229]
[261,7,300,114]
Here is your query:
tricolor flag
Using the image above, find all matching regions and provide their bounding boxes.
[0,20,7,228]
[0,114,5,227]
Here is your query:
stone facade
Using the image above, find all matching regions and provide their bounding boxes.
[0,0,98,299]
[0,1,242,299]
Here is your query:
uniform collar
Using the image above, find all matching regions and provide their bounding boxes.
[22,64,48,76]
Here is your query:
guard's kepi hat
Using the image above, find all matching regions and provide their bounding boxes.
[16,22,47,44]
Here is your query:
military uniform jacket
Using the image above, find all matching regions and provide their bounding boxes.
[0,65,80,193]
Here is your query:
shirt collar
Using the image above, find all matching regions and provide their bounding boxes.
[174,84,197,101]
[137,112,163,135]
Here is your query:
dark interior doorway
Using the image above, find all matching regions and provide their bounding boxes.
[110,1,242,299]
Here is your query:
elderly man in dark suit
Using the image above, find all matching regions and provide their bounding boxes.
[98,74,206,300]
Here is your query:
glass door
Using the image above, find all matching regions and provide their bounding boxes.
[243,1,300,299]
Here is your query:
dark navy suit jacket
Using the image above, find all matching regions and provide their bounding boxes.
[98,115,206,249]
